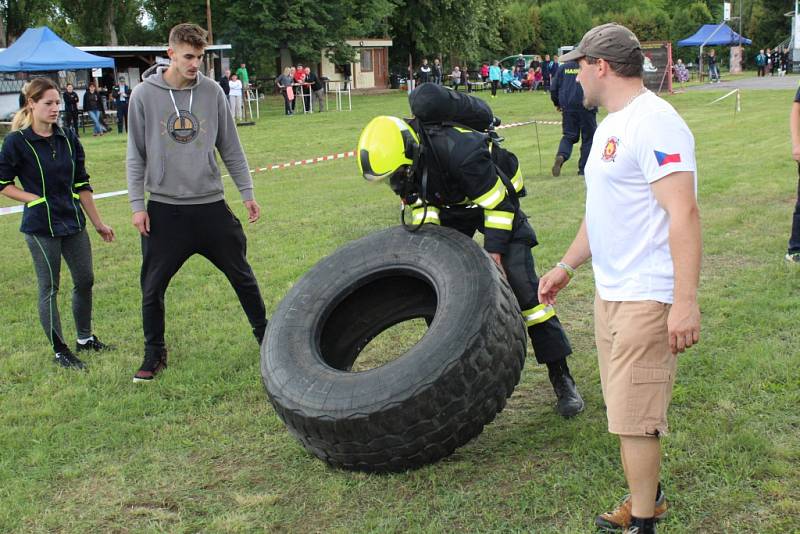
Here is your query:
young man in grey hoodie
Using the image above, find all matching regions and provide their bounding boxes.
[127,23,267,382]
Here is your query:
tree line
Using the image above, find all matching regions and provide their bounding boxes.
[0,0,792,76]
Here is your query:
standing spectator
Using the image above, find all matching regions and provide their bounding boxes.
[228,73,243,121]
[461,66,470,92]
[707,48,720,82]
[293,64,306,83]
[770,47,779,75]
[550,55,560,81]
[786,85,800,263]
[276,67,294,115]
[293,65,307,111]
[219,68,231,97]
[305,66,325,112]
[755,50,766,77]
[451,66,462,91]
[62,83,80,138]
[288,67,298,113]
[541,24,701,534]
[480,62,489,82]
[433,58,443,84]
[488,60,501,98]
[515,53,526,71]
[342,62,352,89]
[126,23,268,382]
[542,54,555,89]
[111,76,131,134]
[550,59,597,176]
[417,59,432,84]
[780,47,789,75]
[0,77,115,370]
[82,82,105,136]
[765,48,773,75]
[97,83,110,130]
[235,62,249,88]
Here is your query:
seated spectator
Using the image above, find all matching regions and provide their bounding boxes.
[501,67,514,92]
[451,66,462,91]
[674,59,690,85]
[523,68,535,89]
[532,67,543,91]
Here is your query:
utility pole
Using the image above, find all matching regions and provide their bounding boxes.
[738,0,742,47]
[206,0,214,78]
[206,0,214,44]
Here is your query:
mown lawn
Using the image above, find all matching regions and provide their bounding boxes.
[0,82,798,533]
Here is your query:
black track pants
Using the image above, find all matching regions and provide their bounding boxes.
[140,200,267,352]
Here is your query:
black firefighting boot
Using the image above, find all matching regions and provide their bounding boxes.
[547,358,584,418]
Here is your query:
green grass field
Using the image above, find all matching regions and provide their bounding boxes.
[1,83,798,533]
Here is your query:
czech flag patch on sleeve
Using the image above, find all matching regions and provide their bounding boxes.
[654,150,682,166]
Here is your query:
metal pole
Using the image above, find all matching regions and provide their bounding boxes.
[206,0,214,44]
[739,0,742,46]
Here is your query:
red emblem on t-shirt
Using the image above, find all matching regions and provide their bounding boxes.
[601,136,619,162]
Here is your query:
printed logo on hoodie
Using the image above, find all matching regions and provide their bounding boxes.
[166,110,199,144]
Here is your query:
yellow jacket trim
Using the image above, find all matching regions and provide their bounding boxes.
[472,178,506,209]
[411,205,441,225]
[484,209,513,230]
[522,304,555,326]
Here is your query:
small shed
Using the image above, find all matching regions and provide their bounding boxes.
[320,39,392,89]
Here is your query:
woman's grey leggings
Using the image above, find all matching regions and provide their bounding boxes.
[24,229,94,353]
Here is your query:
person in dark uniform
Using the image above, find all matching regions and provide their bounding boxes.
[550,60,597,177]
[62,83,80,137]
[111,76,131,133]
[356,111,585,418]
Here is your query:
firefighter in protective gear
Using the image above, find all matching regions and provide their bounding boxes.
[357,115,585,418]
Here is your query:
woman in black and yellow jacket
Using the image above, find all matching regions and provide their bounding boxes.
[0,78,115,370]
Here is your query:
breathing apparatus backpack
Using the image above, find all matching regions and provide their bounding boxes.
[399,84,520,232]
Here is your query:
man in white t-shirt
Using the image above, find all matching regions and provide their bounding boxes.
[538,23,702,534]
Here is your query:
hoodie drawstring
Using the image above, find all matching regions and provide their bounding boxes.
[169,88,193,118]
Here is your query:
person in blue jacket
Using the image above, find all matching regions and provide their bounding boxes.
[549,60,597,176]
[488,60,501,98]
[0,77,115,370]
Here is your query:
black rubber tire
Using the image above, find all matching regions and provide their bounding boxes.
[261,225,527,472]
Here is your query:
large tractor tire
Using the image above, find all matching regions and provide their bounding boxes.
[261,225,527,472]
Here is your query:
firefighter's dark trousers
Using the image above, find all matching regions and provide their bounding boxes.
[440,206,573,364]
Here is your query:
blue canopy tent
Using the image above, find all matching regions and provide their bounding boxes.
[677,23,752,47]
[677,23,751,81]
[0,26,114,71]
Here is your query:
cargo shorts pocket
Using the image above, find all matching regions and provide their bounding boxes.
[627,365,672,423]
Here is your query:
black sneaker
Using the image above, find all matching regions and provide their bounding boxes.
[133,349,168,382]
[550,373,585,417]
[552,154,565,177]
[76,335,113,353]
[54,349,86,370]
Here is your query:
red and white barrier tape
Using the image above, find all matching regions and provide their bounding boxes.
[1,120,560,216]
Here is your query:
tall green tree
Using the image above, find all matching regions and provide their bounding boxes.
[57,0,148,45]
[389,0,505,70]
[499,0,539,55]
[538,0,592,55]
[0,0,57,47]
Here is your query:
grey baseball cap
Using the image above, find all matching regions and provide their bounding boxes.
[560,23,643,65]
